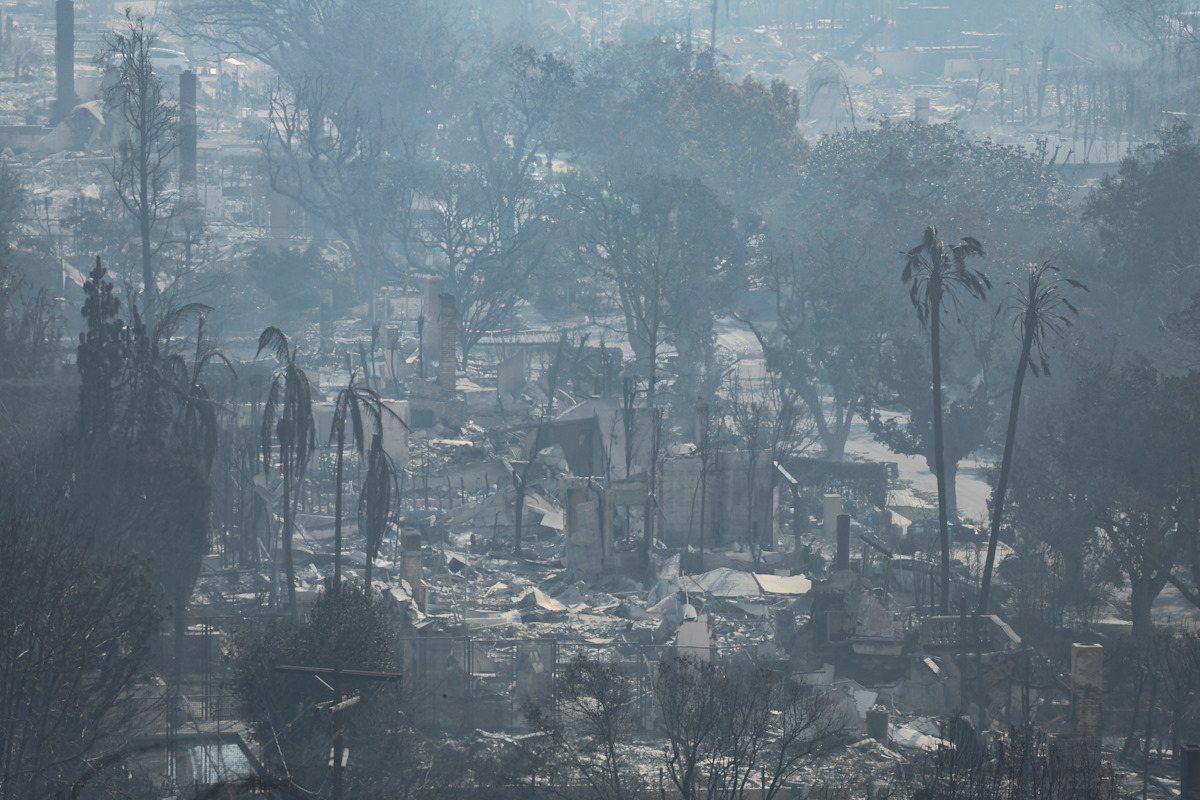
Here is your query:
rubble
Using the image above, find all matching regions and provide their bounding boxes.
[1,2,1159,794]
[178,324,1102,796]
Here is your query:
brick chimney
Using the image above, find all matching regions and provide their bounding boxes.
[438,293,458,394]
[1071,643,1103,744]
[835,513,851,571]
[50,0,76,125]
[402,533,425,611]
[179,70,197,201]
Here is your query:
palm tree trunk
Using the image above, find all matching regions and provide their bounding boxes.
[979,322,1033,614]
[364,433,387,592]
[282,442,298,622]
[172,581,186,735]
[333,663,345,800]
[931,294,952,614]
[333,424,345,590]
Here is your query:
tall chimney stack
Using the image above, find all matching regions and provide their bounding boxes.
[179,70,197,201]
[51,0,76,125]
[836,513,851,570]
[422,276,444,355]
[823,494,842,542]
[438,293,458,394]
[402,533,426,611]
[1071,643,1103,747]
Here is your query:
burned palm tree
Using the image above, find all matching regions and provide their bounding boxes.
[163,313,234,474]
[156,311,234,726]
[359,431,400,589]
[978,262,1086,614]
[257,326,316,621]
[901,226,988,615]
[329,374,404,589]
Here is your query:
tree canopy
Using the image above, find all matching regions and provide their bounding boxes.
[1007,361,1200,638]
[752,121,1070,460]
[1084,122,1200,358]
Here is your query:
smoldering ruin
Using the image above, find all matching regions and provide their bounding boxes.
[1,1,1200,799]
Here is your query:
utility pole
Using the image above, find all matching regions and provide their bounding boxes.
[275,664,402,800]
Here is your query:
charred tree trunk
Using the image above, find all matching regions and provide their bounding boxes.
[979,315,1034,613]
[931,289,952,615]
[333,421,345,589]
[282,440,298,621]
[1131,580,1157,641]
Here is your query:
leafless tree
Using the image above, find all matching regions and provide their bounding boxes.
[250,1,465,304]
[742,249,888,462]
[570,175,749,408]
[525,655,647,800]
[0,465,160,800]
[176,0,462,99]
[912,724,1116,800]
[174,0,340,77]
[101,13,178,323]
[0,165,59,379]
[1096,0,1199,55]
[652,656,843,800]
[265,78,415,294]
[416,161,559,365]
[723,373,815,566]
[412,46,572,364]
